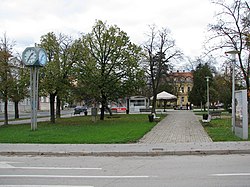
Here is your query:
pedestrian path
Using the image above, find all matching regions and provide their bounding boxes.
[139,110,212,144]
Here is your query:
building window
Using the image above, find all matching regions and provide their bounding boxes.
[130,99,145,106]
[188,86,191,92]
[181,87,184,93]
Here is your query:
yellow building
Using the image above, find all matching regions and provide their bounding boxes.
[169,71,193,108]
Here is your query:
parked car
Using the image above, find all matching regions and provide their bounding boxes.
[74,106,88,115]
[111,107,127,113]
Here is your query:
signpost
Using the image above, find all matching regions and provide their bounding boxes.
[22,47,47,130]
[235,90,248,139]
[225,50,248,140]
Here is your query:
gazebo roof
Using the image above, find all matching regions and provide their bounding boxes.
[151,91,177,100]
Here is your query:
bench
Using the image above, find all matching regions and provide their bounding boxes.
[111,109,117,113]
[74,110,82,115]
[73,108,88,116]
[140,108,151,113]
[210,111,222,119]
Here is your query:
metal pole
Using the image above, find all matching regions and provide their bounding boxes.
[205,76,210,115]
[232,53,236,132]
[225,50,239,133]
[30,66,39,131]
[35,66,39,129]
[32,66,36,130]
[30,67,34,130]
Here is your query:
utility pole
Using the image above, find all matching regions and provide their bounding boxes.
[225,50,239,132]
[205,76,210,116]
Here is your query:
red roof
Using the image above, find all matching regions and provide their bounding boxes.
[170,71,193,78]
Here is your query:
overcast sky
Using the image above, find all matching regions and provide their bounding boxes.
[1,0,220,60]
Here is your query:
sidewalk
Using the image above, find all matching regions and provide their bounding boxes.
[0,110,249,156]
[0,113,72,126]
[139,110,212,143]
[0,142,250,156]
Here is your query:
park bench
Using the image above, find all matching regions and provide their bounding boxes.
[140,108,151,113]
[73,110,82,115]
[210,111,222,119]
[73,106,88,116]
[111,109,117,113]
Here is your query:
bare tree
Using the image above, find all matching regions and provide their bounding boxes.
[208,0,250,91]
[143,25,182,113]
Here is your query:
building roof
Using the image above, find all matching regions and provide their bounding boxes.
[168,71,193,83]
[170,71,193,78]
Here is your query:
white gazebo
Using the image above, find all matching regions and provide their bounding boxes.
[152,91,177,100]
[151,91,177,111]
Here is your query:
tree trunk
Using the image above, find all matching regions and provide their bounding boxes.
[56,96,61,119]
[100,103,105,120]
[100,94,106,120]
[50,93,56,123]
[14,101,19,119]
[126,97,129,114]
[151,95,157,114]
[151,86,157,114]
[4,99,8,125]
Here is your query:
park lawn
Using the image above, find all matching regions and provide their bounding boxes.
[203,118,250,141]
[0,114,164,144]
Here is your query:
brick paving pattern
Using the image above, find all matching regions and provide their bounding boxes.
[139,110,212,144]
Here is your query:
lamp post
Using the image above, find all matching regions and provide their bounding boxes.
[205,76,210,115]
[225,50,239,132]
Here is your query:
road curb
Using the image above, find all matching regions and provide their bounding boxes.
[1,149,250,157]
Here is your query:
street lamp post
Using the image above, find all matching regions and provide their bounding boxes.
[225,50,239,132]
[205,76,210,115]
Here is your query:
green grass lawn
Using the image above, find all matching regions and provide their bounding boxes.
[203,118,250,141]
[0,114,164,144]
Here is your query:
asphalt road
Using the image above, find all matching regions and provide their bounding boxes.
[0,154,249,187]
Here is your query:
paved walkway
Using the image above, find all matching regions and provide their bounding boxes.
[139,110,212,143]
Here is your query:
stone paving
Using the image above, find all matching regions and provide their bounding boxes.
[139,110,212,144]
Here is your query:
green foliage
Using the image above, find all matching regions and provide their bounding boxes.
[0,114,164,144]
[189,63,213,106]
[38,32,80,122]
[9,60,30,103]
[0,33,18,123]
[39,32,63,95]
[0,34,14,101]
[212,75,231,109]
[76,20,144,119]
